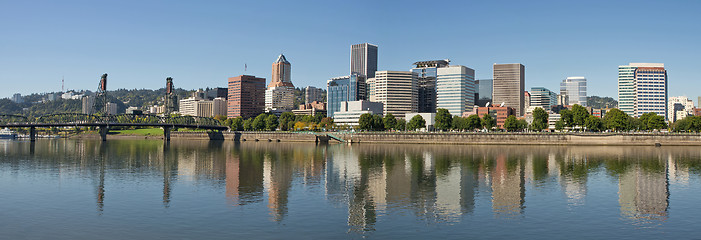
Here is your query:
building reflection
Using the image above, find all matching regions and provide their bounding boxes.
[5,140,701,230]
[490,154,525,217]
[618,158,669,222]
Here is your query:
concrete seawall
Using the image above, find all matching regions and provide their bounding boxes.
[171,131,701,146]
[171,131,318,142]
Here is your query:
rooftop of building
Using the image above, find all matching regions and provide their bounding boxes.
[274,54,290,64]
[412,60,450,68]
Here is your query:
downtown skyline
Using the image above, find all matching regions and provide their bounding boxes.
[1,0,700,101]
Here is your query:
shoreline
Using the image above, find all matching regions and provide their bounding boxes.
[62,131,701,146]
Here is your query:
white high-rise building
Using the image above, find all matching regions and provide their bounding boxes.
[265,87,294,111]
[368,71,418,118]
[618,63,668,119]
[668,96,694,123]
[11,93,23,103]
[560,77,587,106]
[436,65,475,116]
[212,97,227,117]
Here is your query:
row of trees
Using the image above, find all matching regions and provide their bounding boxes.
[357,113,427,131]
[223,112,333,131]
[214,105,677,133]
[555,105,667,132]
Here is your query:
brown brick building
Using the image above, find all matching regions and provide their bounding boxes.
[476,106,516,129]
[228,75,266,119]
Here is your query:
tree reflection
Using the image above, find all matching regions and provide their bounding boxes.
[2,141,700,231]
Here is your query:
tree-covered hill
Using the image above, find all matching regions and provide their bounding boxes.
[587,96,617,109]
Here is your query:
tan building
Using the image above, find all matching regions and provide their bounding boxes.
[493,63,525,116]
[266,54,295,111]
[292,101,327,116]
[368,71,418,118]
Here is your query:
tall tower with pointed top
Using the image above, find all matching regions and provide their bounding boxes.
[266,54,295,112]
[270,54,293,88]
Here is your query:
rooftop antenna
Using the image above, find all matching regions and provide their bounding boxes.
[62,76,64,92]
[245,63,247,72]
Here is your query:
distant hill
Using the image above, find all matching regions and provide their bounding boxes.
[2,87,327,117]
[587,96,617,109]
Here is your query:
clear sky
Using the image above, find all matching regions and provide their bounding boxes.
[1,0,700,102]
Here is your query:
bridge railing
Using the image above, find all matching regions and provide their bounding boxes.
[35,113,102,124]
[0,115,30,125]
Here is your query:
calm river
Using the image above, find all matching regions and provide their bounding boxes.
[1,139,700,239]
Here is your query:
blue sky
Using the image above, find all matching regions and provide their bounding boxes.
[1,0,700,102]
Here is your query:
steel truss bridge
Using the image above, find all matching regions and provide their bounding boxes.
[0,113,228,141]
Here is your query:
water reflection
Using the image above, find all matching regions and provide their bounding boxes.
[2,140,700,234]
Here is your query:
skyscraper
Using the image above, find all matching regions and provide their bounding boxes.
[228,75,266,119]
[266,54,295,112]
[618,63,668,119]
[493,63,525,116]
[327,74,366,118]
[530,87,557,112]
[411,60,450,113]
[560,77,587,106]
[368,71,418,118]
[436,65,475,116]
[476,79,493,107]
[351,43,378,78]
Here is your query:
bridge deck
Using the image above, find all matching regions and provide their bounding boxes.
[0,123,227,131]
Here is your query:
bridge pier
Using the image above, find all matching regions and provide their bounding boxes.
[29,127,36,142]
[163,126,171,142]
[99,126,109,141]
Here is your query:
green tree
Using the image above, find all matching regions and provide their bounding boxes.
[518,119,529,131]
[555,119,565,131]
[278,112,296,131]
[252,113,267,131]
[358,113,374,131]
[647,113,667,130]
[628,117,641,131]
[466,115,482,131]
[530,107,549,131]
[214,115,227,122]
[407,115,426,131]
[383,113,397,130]
[230,117,244,131]
[584,115,603,132]
[481,114,495,131]
[312,112,325,124]
[452,116,468,131]
[243,118,254,131]
[318,117,334,130]
[435,108,453,131]
[571,104,590,129]
[395,119,406,131]
[603,108,629,131]
[265,114,279,131]
[638,112,654,131]
[372,114,385,131]
[559,109,573,128]
[504,115,519,132]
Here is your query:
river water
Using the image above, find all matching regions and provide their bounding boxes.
[1,139,700,239]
